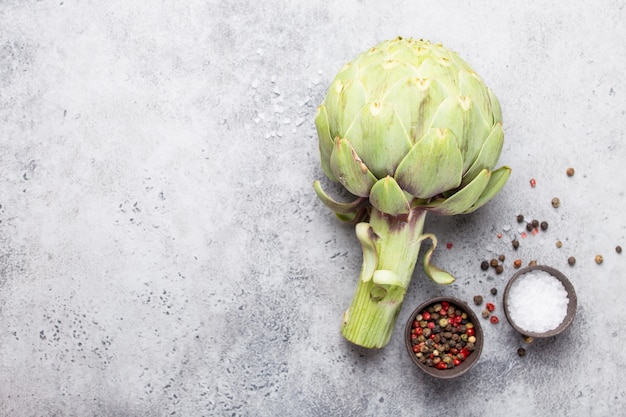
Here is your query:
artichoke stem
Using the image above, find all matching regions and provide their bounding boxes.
[341,208,427,348]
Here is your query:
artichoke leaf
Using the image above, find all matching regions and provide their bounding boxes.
[345,101,412,179]
[356,222,379,282]
[463,166,512,214]
[313,180,367,214]
[315,105,336,181]
[372,269,405,288]
[329,137,378,197]
[417,233,455,284]
[462,122,504,186]
[417,57,459,95]
[369,176,411,216]
[424,168,491,215]
[488,88,503,124]
[382,77,447,144]
[395,127,463,199]
[459,70,492,127]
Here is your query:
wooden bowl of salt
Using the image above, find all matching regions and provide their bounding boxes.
[502,265,577,338]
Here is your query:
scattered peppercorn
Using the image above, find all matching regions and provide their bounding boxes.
[490,315,499,324]
[531,219,539,228]
[551,197,560,208]
[512,239,519,250]
[473,295,483,306]
[517,347,526,357]
[540,221,548,231]
[568,256,576,266]
[523,335,534,344]
[490,259,498,268]
[517,214,524,223]
[480,260,489,271]
[481,309,490,319]
[528,260,537,266]
[513,259,522,268]
[526,222,534,232]
[495,265,504,275]
[485,302,495,312]
[498,254,506,262]
[556,240,563,248]
[530,178,536,188]
[566,167,575,177]
[490,288,497,296]
[595,255,603,265]
[617,246,622,254]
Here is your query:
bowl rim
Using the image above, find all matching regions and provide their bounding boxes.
[404,296,483,379]
[502,264,577,338]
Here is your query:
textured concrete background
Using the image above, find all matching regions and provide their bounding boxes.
[1,1,625,416]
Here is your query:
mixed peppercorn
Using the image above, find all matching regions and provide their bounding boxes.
[409,301,478,370]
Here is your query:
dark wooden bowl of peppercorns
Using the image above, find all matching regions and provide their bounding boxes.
[404,296,483,379]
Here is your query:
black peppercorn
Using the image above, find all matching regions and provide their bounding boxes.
[516,214,524,223]
[473,295,483,305]
[531,219,539,228]
[540,221,548,231]
[495,265,504,274]
[512,239,519,250]
[568,256,576,266]
[490,287,497,296]
[498,254,505,262]
[517,348,526,357]
[480,260,489,270]
[617,246,623,254]
[526,222,534,232]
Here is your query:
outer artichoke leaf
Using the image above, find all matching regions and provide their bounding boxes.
[359,60,418,103]
[417,233,455,284]
[372,269,405,289]
[323,79,368,141]
[459,70,492,126]
[383,77,447,144]
[315,105,336,181]
[424,168,491,215]
[356,222,379,283]
[369,176,411,216]
[417,57,459,96]
[395,127,463,199]
[488,87,503,124]
[313,180,368,214]
[462,122,504,186]
[463,166,511,214]
[329,137,378,197]
[345,101,412,179]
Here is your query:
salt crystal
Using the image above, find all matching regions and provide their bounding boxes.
[507,270,569,333]
[502,224,511,232]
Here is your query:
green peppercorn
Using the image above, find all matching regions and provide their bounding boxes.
[480,260,489,270]
[528,260,537,267]
[556,240,563,248]
[552,197,560,208]
[568,256,576,266]
[512,239,519,250]
[540,221,548,231]
[439,318,449,327]
[481,309,490,319]
[517,214,524,223]
[517,347,526,357]
[523,335,534,344]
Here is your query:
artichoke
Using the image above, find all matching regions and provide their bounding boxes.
[314,37,511,348]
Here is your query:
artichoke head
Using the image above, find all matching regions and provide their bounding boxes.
[315,37,510,218]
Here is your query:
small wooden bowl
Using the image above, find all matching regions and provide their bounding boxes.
[502,265,577,338]
[404,296,483,379]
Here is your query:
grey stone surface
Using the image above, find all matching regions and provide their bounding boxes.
[1,1,625,416]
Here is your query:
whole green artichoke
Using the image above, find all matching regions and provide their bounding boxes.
[314,37,510,348]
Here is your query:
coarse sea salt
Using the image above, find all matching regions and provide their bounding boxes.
[507,270,569,333]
